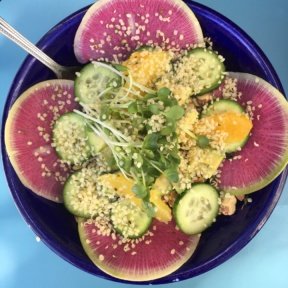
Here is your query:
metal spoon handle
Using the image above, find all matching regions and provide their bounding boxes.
[0,17,63,78]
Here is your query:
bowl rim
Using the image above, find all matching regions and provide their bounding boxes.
[1,0,287,284]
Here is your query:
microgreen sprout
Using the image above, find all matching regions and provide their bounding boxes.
[197,135,210,148]
[97,86,114,98]
[74,109,130,143]
[92,61,155,94]
[76,63,184,205]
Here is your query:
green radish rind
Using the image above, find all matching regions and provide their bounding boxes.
[78,218,201,281]
[173,183,219,235]
[134,45,155,52]
[219,72,288,195]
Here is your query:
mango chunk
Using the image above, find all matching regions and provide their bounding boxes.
[98,172,172,223]
[123,49,173,88]
[98,172,142,207]
[153,174,171,195]
[150,189,172,223]
[211,111,253,144]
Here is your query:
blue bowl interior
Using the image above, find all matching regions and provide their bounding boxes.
[1,0,287,285]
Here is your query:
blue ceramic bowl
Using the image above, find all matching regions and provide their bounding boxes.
[2,0,288,284]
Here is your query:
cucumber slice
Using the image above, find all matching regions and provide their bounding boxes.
[74,63,121,104]
[111,199,152,239]
[86,128,106,156]
[63,168,113,218]
[52,112,91,164]
[224,136,249,154]
[202,99,244,117]
[186,48,225,95]
[173,183,219,235]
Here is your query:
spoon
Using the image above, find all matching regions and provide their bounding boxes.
[0,17,79,80]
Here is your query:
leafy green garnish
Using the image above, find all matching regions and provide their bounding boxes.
[197,135,210,148]
[165,105,185,121]
[160,122,175,136]
[148,104,160,115]
[143,133,159,150]
[132,182,148,199]
[128,102,138,113]
[143,93,157,100]
[75,66,184,207]
[157,87,171,98]
[164,167,179,183]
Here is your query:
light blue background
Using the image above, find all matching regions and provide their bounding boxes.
[1,0,288,287]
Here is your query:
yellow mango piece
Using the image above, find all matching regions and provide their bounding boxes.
[187,147,225,179]
[211,111,253,144]
[153,174,171,195]
[97,173,142,207]
[98,172,172,223]
[150,189,172,223]
[122,49,173,88]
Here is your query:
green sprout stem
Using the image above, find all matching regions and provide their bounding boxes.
[74,109,130,143]
[145,157,164,174]
[179,126,197,139]
[141,169,146,187]
[87,122,131,179]
[97,86,113,98]
[92,61,155,94]
[122,87,141,97]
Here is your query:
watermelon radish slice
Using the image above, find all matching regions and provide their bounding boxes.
[4,80,79,202]
[216,72,288,195]
[78,219,200,281]
[74,0,203,63]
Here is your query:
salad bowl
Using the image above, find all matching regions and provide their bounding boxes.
[1,0,287,284]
